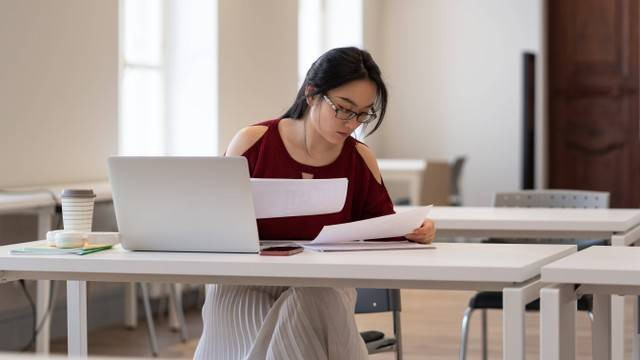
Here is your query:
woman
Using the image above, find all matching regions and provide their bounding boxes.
[194,47,436,360]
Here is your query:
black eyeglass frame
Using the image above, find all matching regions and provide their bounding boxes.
[322,95,378,124]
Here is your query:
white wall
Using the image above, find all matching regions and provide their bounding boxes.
[361,0,385,151]
[217,0,298,154]
[0,0,118,188]
[371,0,542,205]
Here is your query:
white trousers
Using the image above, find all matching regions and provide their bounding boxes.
[194,285,369,360]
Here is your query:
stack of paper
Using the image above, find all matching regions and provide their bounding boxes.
[300,206,434,252]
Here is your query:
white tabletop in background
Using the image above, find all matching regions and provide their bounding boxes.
[0,241,575,285]
[0,192,55,212]
[377,159,427,172]
[8,181,112,203]
[396,206,640,233]
[542,246,640,286]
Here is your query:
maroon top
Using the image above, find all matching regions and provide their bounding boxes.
[243,119,396,240]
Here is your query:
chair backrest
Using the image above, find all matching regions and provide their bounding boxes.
[449,156,466,206]
[355,288,401,313]
[421,160,452,206]
[494,189,609,209]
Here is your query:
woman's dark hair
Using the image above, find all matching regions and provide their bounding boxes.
[280,47,388,136]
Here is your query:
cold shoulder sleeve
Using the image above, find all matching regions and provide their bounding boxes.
[357,171,396,220]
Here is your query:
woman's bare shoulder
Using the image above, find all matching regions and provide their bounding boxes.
[355,142,382,184]
[226,125,269,156]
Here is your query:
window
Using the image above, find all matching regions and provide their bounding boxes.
[119,0,218,156]
[298,0,365,139]
[298,0,363,86]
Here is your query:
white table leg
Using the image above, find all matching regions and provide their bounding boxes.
[611,295,625,360]
[634,297,640,360]
[36,206,53,354]
[503,288,526,360]
[168,284,181,330]
[124,282,138,328]
[610,230,640,360]
[503,279,542,360]
[632,236,640,360]
[168,284,188,341]
[593,293,612,360]
[67,280,88,357]
[35,280,51,354]
[540,284,576,360]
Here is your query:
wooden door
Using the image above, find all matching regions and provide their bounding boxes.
[548,0,640,208]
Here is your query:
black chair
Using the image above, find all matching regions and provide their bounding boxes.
[449,156,466,206]
[356,288,403,359]
[459,190,609,360]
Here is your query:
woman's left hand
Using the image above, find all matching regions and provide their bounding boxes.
[404,219,436,244]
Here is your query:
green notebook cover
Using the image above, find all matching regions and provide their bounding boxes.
[10,244,113,255]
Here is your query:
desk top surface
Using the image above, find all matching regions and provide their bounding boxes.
[10,181,112,203]
[542,246,640,286]
[0,241,575,284]
[397,206,640,233]
[377,159,427,172]
[0,192,55,212]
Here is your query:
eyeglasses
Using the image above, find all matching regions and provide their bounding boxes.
[322,95,378,124]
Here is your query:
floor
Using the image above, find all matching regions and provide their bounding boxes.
[47,289,635,359]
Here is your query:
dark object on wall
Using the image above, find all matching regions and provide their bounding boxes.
[522,52,535,190]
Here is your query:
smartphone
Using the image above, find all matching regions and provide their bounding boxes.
[259,245,303,256]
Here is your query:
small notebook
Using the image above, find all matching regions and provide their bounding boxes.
[10,243,113,256]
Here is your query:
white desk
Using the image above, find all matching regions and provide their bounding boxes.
[13,182,148,333]
[397,205,640,359]
[11,181,112,204]
[413,206,640,243]
[541,246,640,360]
[3,181,112,354]
[0,241,574,359]
[378,159,426,206]
[0,192,55,353]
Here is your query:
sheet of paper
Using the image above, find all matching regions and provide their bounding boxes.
[300,241,434,252]
[311,206,432,244]
[251,178,348,219]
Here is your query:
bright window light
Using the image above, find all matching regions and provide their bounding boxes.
[298,0,363,85]
[119,0,218,156]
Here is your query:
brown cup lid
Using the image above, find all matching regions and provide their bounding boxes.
[61,189,96,199]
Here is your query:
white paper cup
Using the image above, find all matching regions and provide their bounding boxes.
[61,204,94,209]
[62,214,94,220]
[60,198,94,203]
[65,220,93,225]
[61,189,96,233]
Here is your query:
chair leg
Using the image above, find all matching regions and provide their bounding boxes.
[169,284,189,342]
[481,309,488,360]
[197,284,206,307]
[392,309,403,360]
[139,283,159,357]
[459,307,474,360]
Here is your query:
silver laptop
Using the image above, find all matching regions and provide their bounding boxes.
[107,156,260,253]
